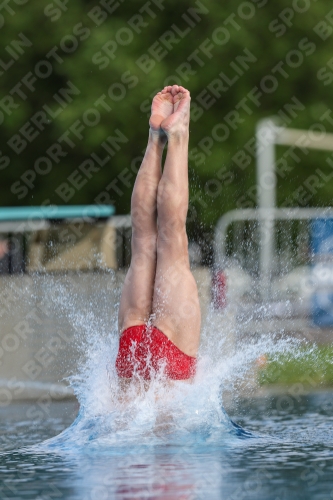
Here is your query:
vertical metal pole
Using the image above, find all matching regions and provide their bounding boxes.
[256,119,277,300]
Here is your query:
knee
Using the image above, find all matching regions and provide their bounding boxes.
[131,187,156,216]
[131,205,157,233]
[131,186,158,234]
[157,182,187,226]
[156,230,189,261]
[131,233,157,259]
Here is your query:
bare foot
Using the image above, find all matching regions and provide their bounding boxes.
[149,87,174,139]
[160,85,190,137]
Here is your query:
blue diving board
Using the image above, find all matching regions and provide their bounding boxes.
[0,205,115,221]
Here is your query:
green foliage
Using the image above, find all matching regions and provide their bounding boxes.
[1,0,333,244]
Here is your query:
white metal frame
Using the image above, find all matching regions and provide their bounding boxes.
[214,207,333,299]
[256,119,333,297]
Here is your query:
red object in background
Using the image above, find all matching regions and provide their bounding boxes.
[212,269,227,309]
[0,240,9,259]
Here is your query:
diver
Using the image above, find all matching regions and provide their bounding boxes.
[116,85,201,382]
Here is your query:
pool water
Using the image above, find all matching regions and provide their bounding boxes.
[1,278,333,500]
[1,390,333,500]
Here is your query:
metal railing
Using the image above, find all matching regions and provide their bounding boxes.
[0,212,132,273]
[214,207,333,300]
[255,120,333,301]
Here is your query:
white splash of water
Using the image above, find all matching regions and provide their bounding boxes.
[34,274,305,452]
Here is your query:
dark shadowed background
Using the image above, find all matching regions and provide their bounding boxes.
[1,0,332,258]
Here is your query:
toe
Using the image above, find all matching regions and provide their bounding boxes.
[174,92,183,100]
[171,85,179,95]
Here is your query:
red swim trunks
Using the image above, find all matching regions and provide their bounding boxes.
[115,324,196,380]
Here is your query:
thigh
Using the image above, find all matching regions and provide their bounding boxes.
[118,234,157,333]
[152,232,201,357]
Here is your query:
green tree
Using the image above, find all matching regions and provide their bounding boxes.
[1,0,333,250]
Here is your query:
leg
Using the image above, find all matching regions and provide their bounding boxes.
[118,90,173,333]
[152,85,201,358]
